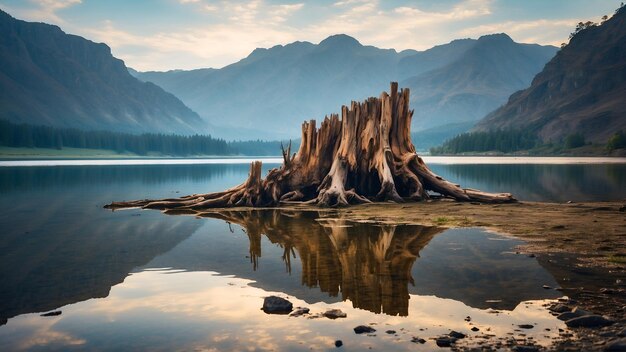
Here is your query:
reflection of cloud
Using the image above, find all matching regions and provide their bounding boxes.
[0,269,566,350]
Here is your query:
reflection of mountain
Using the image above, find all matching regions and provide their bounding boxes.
[428,163,626,202]
[185,211,560,314]
[0,213,200,324]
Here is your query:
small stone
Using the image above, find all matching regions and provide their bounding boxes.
[334,340,343,348]
[605,338,626,351]
[558,312,580,321]
[354,325,376,334]
[40,311,62,317]
[513,346,539,352]
[518,324,534,329]
[565,315,614,328]
[323,309,347,319]
[571,307,593,317]
[436,337,456,347]
[449,331,466,339]
[289,307,310,317]
[385,330,396,334]
[550,303,571,313]
[543,285,552,289]
[471,327,480,332]
[464,316,471,322]
[411,337,426,344]
[262,296,293,314]
[600,288,616,294]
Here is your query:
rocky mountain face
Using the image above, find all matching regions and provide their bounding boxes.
[137,34,556,139]
[474,7,626,143]
[0,10,205,135]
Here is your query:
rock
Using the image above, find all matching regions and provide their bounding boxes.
[513,346,539,352]
[262,296,293,314]
[605,338,626,351]
[619,205,626,212]
[471,327,480,332]
[558,312,580,321]
[572,307,593,316]
[411,337,426,344]
[385,330,396,334]
[323,309,347,319]
[334,340,343,348]
[464,316,471,321]
[618,328,626,337]
[40,311,62,317]
[543,285,552,289]
[289,307,310,317]
[354,325,376,334]
[449,331,466,339]
[550,303,571,313]
[565,315,614,328]
[518,324,534,329]
[527,254,536,258]
[436,337,456,347]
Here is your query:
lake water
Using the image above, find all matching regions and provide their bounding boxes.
[0,158,624,350]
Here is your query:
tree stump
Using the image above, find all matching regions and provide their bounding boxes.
[106,82,515,211]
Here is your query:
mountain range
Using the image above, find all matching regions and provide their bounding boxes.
[475,6,626,143]
[0,10,204,135]
[136,34,557,139]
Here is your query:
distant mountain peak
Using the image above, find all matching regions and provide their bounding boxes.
[318,34,362,48]
[477,33,514,43]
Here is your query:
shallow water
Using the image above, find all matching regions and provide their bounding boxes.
[0,160,622,350]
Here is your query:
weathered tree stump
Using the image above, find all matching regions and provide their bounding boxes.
[106,82,514,211]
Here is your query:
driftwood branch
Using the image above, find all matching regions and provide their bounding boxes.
[106,82,515,211]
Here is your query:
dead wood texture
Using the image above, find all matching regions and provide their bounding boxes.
[106,82,514,211]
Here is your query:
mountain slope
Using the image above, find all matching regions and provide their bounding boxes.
[0,10,205,135]
[137,34,556,139]
[474,7,626,143]
[403,34,558,130]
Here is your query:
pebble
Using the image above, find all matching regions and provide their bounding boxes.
[471,327,480,332]
[354,325,376,334]
[385,330,396,334]
[411,337,426,344]
[518,324,535,329]
[262,296,293,314]
[334,340,343,348]
[436,337,456,347]
[565,315,614,328]
[449,331,466,339]
[605,338,626,351]
[323,309,347,319]
[289,307,310,317]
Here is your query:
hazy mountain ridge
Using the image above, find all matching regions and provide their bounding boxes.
[137,34,557,139]
[474,7,626,143]
[403,34,558,130]
[0,10,205,135]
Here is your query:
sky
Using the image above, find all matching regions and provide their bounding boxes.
[0,0,621,71]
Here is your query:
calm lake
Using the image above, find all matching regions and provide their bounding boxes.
[0,157,625,350]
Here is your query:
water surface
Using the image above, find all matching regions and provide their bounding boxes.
[1,159,623,350]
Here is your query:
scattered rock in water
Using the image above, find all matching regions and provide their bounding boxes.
[323,309,347,319]
[471,327,480,332]
[518,324,535,329]
[565,315,614,328]
[550,303,571,313]
[558,312,580,321]
[449,331,466,339]
[40,311,62,317]
[334,340,343,348]
[572,307,593,317]
[411,337,426,344]
[605,338,626,351]
[262,296,293,314]
[289,307,310,317]
[354,325,376,334]
[436,337,456,347]
[513,345,539,352]
[385,330,396,334]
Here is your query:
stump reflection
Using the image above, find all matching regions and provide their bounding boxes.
[201,210,442,316]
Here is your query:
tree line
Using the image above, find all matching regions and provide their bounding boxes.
[430,130,539,154]
[0,120,287,156]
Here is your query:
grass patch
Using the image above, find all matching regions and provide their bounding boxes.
[434,216,450,225]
